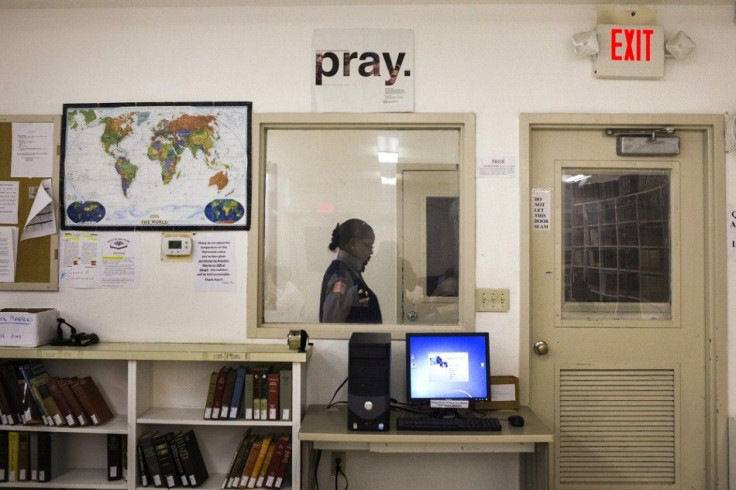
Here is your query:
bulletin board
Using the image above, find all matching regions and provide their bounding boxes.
[0,115,60,291]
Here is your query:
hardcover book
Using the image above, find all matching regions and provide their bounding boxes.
[203,371,218,419]
[59,377,90,426]
[45,378,76,426]
[272,440,292,489]
[139,432,163,488]
[211,366,230,420]
[152,431,177,488]
[17,361,51,425]
[167,431,188,487]
[220,368,237,420]
[229,366,246,419]
[7,431,18,482]
[107,433,124,481]
[28,432,37,480]
[17,431,28,481]
[36,432,51,482]
[70,376,114,425]
[37,383,64,426]
[266,373,279,421]
[247,433,273,488]
[243,373,254,420]
[174,430,209,487]
[279,370,292,421]
[263,436,289,489]
[0,431,8,481]
[239,438,262,489]
[137,440,150,487]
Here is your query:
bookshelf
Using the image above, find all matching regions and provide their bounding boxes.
[0,343,310,490]
[563,173,670,305]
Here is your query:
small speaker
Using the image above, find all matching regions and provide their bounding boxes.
[348,332,391,431]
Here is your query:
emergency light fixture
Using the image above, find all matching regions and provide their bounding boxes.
[572,25,695,79]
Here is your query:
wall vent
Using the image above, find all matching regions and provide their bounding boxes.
[558,369,676,487]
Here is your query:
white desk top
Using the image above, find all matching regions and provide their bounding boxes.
[300,405,554,445]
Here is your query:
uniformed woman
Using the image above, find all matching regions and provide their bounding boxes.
[319,219,382,323]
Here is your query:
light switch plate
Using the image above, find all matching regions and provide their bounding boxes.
[476,288,510,312]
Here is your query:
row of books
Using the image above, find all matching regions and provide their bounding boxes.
[0,359,113,427]
[0,431,51,483]
[204,366,292,422]
[138,429,209,488]
[221,430,292,489]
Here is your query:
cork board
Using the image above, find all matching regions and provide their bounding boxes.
[0,115,59,291]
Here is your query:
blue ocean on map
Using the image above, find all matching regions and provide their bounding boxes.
[66,201,106,223]
[204,199,245,224]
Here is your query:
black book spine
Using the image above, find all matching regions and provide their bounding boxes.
[0,431,8,482]
[107,434,123,481]
[140,433,163,488]
[167,432,188,487]
[137,441,150,487]
[152,432,177,488]
[176,429,209,487]
[36,432,51,483]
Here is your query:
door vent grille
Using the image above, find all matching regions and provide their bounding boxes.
[558,369,676,486]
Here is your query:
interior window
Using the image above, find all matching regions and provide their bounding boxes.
[247,114,475,339]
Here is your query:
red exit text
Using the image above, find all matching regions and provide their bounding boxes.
[610,28,655,62]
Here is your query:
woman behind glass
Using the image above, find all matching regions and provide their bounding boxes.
[319,219,382,323]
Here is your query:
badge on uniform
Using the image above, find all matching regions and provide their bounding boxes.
[357,288,370,303]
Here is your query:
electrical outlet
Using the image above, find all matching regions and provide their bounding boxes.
[475,288,510,312]
[331,451,346,475]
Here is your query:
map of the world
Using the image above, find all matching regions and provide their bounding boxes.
[61,103,251,229]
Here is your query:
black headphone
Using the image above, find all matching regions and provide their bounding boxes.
[51,318,99,347]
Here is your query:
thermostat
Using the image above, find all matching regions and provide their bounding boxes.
[161,235,192,257]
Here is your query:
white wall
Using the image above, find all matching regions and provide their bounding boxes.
[1,4,735,489]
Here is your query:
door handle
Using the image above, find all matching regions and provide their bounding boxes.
[533,341,549,356]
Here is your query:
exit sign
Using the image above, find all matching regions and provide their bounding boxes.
[594,24,664,79]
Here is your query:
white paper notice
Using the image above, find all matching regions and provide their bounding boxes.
[21,179,56,241]
[490,384,516,402]
[100,235,141,289]
[60,232,141,289]
[0,181,19,225]
[477,156,516,178]
[532,188,551,230]
[11,122,54,178]
[0,227,18,282]
[195,235,236,292]
[60,232,100,288]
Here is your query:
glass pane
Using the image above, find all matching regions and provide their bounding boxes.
[261,128,460,325]
[562,170,671,320]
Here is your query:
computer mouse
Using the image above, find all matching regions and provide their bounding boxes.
[508,415,525,427]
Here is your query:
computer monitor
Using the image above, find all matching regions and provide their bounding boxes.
[405,332,491,410]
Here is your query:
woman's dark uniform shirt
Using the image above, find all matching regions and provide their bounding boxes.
[320,250,382,323]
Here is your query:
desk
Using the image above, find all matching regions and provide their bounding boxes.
[299,405,553,490]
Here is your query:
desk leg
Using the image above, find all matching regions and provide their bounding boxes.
[520,442,549,490]
[301,440,315,490]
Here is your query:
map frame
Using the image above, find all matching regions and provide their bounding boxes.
[60,101,252,231]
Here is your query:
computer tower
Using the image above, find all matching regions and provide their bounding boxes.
[348,332,391,431]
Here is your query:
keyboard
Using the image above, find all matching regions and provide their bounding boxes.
[396,415,502,432]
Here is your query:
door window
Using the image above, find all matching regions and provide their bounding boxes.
[561,170,671,320]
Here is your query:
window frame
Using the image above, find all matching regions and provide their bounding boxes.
[246,112,476,340]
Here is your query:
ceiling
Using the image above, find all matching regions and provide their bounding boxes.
[0,0,730,7]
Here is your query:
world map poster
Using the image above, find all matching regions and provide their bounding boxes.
[60,102,251,230]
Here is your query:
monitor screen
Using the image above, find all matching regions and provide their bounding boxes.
[405,332,491,406]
